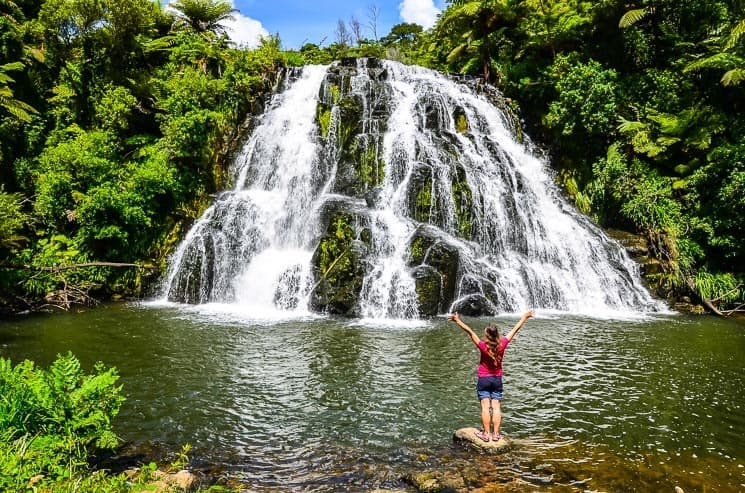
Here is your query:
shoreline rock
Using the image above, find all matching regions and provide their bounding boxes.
[453,427,511,453]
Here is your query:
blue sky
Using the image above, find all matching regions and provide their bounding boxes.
[220,0,448,49]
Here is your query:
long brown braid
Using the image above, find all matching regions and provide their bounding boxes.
[483,324,503,367]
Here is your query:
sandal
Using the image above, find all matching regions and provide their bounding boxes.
[475,430,490,442]
[492,433,502,441]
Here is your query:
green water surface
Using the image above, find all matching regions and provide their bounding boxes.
[1,303,743,492]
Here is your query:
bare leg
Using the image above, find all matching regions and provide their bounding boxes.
[492,399,503,438]
[480,398,492,433]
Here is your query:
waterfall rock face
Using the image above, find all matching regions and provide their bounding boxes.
[160,58,663,318]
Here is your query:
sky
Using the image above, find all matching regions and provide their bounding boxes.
[219,0,448,49]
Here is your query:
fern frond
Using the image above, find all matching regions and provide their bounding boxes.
[0,61,25,73]
[446,43,468,63]
[724,19,745,50]
[684,53,740,72]
[616,117,647,134]
[619,8,648,29]
[144,35,178,53]
[722,68,745,86]
[24,46,45,63]
[49,351,82,395]
[647,110,688,136]
[655,135,681,147]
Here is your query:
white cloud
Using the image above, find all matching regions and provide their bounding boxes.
[399,0,441,29]
[224,13,269,48]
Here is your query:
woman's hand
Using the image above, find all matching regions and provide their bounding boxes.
[448,312,460,323]
[522,309,534,319]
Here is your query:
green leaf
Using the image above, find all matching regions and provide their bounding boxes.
[619,8,648,29]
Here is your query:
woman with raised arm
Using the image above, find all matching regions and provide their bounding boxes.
[448,309,534,442]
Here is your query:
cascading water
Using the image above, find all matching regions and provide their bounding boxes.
[161,66,330,314]
[160,58,663,318]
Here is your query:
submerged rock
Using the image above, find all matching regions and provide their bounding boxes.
[453,427,511,453]
[408,470,466,492]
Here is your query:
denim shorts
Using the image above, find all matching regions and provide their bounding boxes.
[476,376,503,400]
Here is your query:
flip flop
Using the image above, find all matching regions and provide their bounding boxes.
[475,430,490,442]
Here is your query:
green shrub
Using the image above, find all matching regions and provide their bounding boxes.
[695,271,745,306]
[0,187,27,251]
[544,55,619,137]
[0,352,125,490]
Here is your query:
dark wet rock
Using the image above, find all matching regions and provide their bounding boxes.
[451,294,497,316]
[310,203,371,316]
[365,186,384,208]
[606,228,649,258]
[639,257,664,276]
[407,226,460,313]
[453,427,511,453]
[413,265,442,316]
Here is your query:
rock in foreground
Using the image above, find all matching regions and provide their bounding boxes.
[453,427,511,452]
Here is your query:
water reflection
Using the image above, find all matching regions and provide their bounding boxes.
[0,305,743,491]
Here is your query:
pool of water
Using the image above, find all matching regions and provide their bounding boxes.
[1,303,743,491]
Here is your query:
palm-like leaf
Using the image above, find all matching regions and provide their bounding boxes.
[721,67,745,86]
[437,0,512,82]
[0,63,39,123]
[685,18,745,86]
[169,0,236,35]
[684,52,742,72]
[724,19,745,50]
[619,8,649,29]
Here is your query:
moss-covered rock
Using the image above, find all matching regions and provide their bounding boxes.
[606,228,649,259]
[316,103,332,139]
[320,59,391,199]
[353,136,385,189]
[406,226,460,314]
[453,106,469,134]
[310,201,370,316]
[451,164,473,239]
[412,265,442,316]
[408,165,434,223]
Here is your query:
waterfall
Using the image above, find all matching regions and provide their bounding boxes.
[160,66,329,313]
[160,59,663,318]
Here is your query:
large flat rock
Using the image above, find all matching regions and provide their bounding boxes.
[453,427,511,453]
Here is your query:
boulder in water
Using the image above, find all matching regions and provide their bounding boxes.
[451,294,497,316]
[453,427,511,452]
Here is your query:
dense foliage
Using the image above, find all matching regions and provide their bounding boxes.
[1,0,742,312]
[0,0,288,310]
[0,352,124,491]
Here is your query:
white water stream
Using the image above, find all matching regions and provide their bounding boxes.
[160,60,664,318]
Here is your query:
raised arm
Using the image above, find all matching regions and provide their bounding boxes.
[505,309,534,342]
[448,312,481,346]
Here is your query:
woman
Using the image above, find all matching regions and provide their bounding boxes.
[449,309,534,441]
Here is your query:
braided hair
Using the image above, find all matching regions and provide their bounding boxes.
[483,324,503,368]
